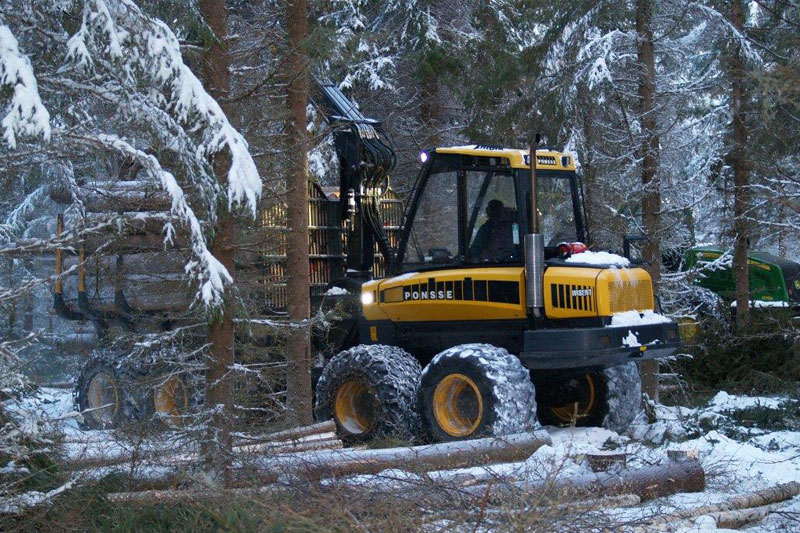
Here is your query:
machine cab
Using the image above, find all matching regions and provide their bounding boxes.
[396,146,587,274]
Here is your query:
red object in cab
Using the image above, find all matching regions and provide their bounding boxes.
[556,242,588,258]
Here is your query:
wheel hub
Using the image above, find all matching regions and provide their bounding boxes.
[549,373,597,424]
[153,375,189,425]
[334,380,377,435]
[86,371,119,427]
[433,373,484,437]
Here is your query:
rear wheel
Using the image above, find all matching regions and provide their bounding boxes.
[419,344,537,441]
[536,362,642,432]
[152,374,190,426]
[139,351,204,427]
[74,351,137,429]
[79,365,120,429]
[315,344,421,442]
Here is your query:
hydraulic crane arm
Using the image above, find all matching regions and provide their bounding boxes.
[313,81,397,277]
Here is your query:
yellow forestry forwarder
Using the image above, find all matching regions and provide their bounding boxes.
[55,82,680,439]
[311,83,680,441]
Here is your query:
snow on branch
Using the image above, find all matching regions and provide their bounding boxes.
[690,3,763,66]
[0,24,51,149]
[4,185,45,233]
[66,0,261,215]
[576,29,632,90]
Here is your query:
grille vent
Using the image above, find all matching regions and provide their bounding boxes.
[550,284,594,312]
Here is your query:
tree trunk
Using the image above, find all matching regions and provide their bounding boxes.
[3,258,14,337]
[285,0,313,425]
[420,52,441,147]
[730,0,750,330]
[578,86,595,242]
[198,0,235,483]
[636,0,660,402]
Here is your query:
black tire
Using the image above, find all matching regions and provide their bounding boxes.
[74,350,142,429]
[314,344,421,442]
[418,344,538,442]
[536,362,642,432]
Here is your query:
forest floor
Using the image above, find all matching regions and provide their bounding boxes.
[5,386,800,532]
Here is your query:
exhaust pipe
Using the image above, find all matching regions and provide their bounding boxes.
[526,135,545,317]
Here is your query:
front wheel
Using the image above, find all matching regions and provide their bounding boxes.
[314,344,421,442]
[418,344,538,441]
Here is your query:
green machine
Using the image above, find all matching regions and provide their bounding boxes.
[685,247,800,310]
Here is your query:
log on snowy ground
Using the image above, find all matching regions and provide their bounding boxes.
[234,420,337,446]
[65,429,342,471]
[639,501,797,532]
[39,382,75,389]
[459,460,705,504]
[643,481,800,530]
[707,500,796,529]
[245,431,553,484]
[105,485,278,504]
[233,436,343,455]
[104,433,551,504]
[70,432,551,493]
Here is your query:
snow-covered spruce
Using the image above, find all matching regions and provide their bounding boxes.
[0,24,50,149]
[418,344,538,441]
[314,344,421,441]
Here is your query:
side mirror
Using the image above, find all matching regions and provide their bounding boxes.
[622,234,647,265]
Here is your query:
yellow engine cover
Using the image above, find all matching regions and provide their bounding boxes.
[544,266,654,318]
[361,265,655,323]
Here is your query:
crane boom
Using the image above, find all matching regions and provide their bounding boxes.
[314,81,396,277]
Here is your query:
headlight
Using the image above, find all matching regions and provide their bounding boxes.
[361,291,374,305]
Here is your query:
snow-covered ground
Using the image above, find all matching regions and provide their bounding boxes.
[5,388,800,531]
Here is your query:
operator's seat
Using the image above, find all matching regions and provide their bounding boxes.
[479,207,517,262]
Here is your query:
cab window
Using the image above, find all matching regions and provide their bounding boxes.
[466,172,520,263]
[405,168,460,267]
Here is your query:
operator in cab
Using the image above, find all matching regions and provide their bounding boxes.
[470,199,517,262]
